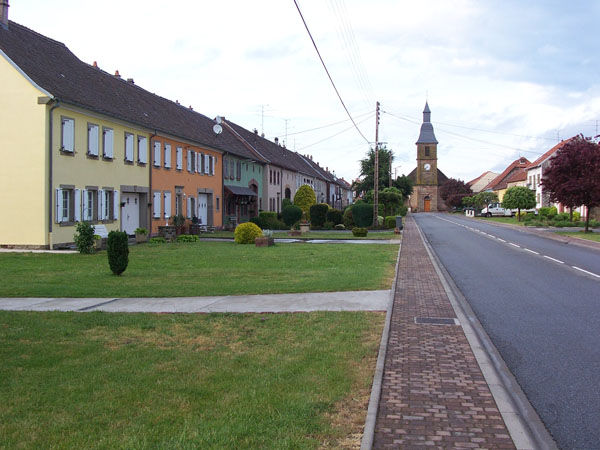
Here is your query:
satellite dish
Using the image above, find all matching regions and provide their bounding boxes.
[215,116,222,124]
[213,124,223,135]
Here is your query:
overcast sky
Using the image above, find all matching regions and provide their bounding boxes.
[10,0,600,183]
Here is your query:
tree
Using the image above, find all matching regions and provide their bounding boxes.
[393,175,413,200]
[473,191,498,210]
[379,187,403,216]
[502,186,536,221]
[462,196,474,207]
[542,135,600,232]
[353,146,393,195]
[440,178,472,210]
[293,185,317,221]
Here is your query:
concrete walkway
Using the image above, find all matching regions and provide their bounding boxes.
[0,290,390,314]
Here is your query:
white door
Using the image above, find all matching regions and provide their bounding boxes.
[122,193,140,234]
[197,194,208,226]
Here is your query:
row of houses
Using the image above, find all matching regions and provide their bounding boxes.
[468,138,594,218]
[0,16,353,249]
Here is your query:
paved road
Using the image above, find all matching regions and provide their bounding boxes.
[414,213,600,450]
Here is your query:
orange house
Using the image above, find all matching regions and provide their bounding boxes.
[150,135,222,234]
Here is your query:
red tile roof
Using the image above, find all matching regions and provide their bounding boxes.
[527,137,575,169]
[483,157,531,191]
[505,168,527,184]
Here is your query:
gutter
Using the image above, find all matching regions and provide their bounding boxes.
[48,98,60,249]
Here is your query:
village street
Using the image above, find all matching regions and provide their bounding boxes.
[414,213,600,450]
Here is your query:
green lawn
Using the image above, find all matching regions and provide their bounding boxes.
[0,242,398,297]
[474,216,525,226]
[556,231,600,242]
[0,310,384,449]
[206,230,399,240]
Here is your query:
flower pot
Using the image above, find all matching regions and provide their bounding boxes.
[135,233,147,243]
[300,223,310,233]
[255,236,275,247]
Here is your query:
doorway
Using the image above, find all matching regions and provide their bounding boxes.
[424,196,431,212]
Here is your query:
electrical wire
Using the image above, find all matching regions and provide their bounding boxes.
[297,114,374,150]
[268,110,374,138]
[293,0,371,144]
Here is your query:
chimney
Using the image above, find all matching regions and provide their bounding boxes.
[114,70,121,78]
[92,61,98,68]
[261,132,265,138]
[326,167,328,172]
[1,0,9,30]
[254,129,258,134]
[274,137,279,145]
[189,105,193,111]
[126,78,134,84]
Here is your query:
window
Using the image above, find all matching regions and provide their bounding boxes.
[175,194,182,216]
[124,133,134,162]
[153,141,161,167]
[236,161,241,180]
[98,189,119,221]
[87,124,99,156]
[176,147,183,170]
[224,158,229,178]
[187,196,195,219]
[204,154,210,174]
[187,150,193,172]
[270,170,273,184]
[61,117,74,152]
[209,155,214,175]
[82,189,96,221]
[277,171,280,185]
[138,136,148,164]
[164,143,172,168]
[102,128,114,159]
[425,146,430,157]
[164,191,172,218]
[230,160,235,180]
[216,197,220,212]
[56,188,71,222]
[152,191,161,218]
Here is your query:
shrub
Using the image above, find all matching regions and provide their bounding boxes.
[352,227,368,237]
[573,211,581,221]
[310,203,329,228]
[234,222,262,244]
[73,221,95,254]
[149,237,166,244]
[282,198,292,210]
[334,224,345,230]
[282,205,303,227]
[523,213,535,222]
[589,220,600,228]
[343,208,354,228]
[553,221,568,228]
[326,209,343,225]
[397,205,408,216]
[352,203,373,228]
[555,212,570,221]
[322,221,334,230]
[258,211,285,229]
[293,185,317,220]
[107,231,129,275]
[134,227,148,235]
[539,207,555,218]
[250,216,264,228]
[176,234,199,243]
[384,216,397,229]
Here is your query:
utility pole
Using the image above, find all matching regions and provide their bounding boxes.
[373,101,380,227]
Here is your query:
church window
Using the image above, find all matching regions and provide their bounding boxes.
[425,146,430,157]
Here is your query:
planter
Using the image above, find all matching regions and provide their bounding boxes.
[288,230,302,237]
[299,223,310,233]
[255,237,275,247]
[158,225,177,242]
[94,238,106,251]
[135,233,147,243]
[189,224,202,235]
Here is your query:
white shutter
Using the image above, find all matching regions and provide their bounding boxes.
[82,189,89,221]
[113,190,119,220]
[204,154,209,174]
[103,129,114,158]
[164,192,171,219]
[98,189,104,220]
[138,136,148,164]
[88,125,99,156]
[62,119,74,152]
[154,141,161,166]
[74,189,81,222]
[197,195,201,218]
[187,150,192,172]
[186,197,191,219]
[153,191,161,218]
[211,156,215,175]
[55,189,63,223]
[164,143,171,168]
[195,153,200,173]
[125,134,134,162]
[176,147,182,170]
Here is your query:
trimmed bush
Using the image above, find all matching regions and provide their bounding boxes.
[398,205,408,217]
[384,216,396,229]
[176,234,199,242]
[352,227,368,237]
[539,207,556,218]
[310,203,329,228]
[107,231,129,276]
[589,220,600,228]
[149,237,166,244]
[234,222,263,244]
[343,208,354,228]
[322,221,334,230]
[573,211,581,221]
[555,212,570,221]
[326,208,343,225]
[282,198,292,210]
[282,205,303,227]
[352,203,373,228]
[73,221,95,254]
[293,185,317,220]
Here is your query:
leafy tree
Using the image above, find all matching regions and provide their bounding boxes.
[440,178,472,209]
[502,186,536,221]
[282,205,302,228]
[473,191,498,210]
[394,175,413,200]
[542,135,600,232]
[462,196,474,207]
[293,185,316,221]
[379,187,403,216]
[309,203,329,228]
[353,146,394,195]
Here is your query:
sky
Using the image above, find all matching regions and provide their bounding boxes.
[10,0,600,183]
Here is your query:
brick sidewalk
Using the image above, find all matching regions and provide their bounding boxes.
[373,215,516,449]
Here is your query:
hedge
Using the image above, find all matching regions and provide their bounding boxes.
[309,203,329,228]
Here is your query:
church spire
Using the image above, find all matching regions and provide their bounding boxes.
[416,101,438,144]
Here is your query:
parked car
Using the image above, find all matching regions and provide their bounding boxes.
[480,203,513,217]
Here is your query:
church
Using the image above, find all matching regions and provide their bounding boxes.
[407,103,448,212]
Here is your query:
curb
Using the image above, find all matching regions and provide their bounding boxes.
[415,219,558,450]
[360,239,402,450]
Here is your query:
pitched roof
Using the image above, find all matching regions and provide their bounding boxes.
[0,21,252,156]
[505,168,527,184]
[527,137,575,169]
[416,101,438,144]
[468,171,495,186]
[482,157,531,191]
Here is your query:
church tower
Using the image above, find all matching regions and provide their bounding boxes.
[409,102,444,212]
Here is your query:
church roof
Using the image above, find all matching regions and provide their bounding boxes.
[416,102,438,144]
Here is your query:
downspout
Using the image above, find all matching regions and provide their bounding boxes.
[48,98,60,249]
[149,130,157,236]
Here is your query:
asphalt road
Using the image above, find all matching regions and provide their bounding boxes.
[414,213,600,450]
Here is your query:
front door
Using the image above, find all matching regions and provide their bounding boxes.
[122,193,140,234]
[197,194,208,225]
[423,196,431,212]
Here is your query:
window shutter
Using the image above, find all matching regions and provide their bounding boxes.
[211,156,215,175]
[164,192,171,219]
[82,189,88,221]
[56,188,63,223]
[74,189,81,222]
[138,136,148,164]
[187,150,192,171]
[153,191,161,218]
[186,197,191,219]
[98,189,104,220]
[164,144,171,168]
[196,152,200,173]
[176,147,182,170]
[125,134,134,161]
[153,141,161,166]
[204,154,209,174]
[104,129,114,158]
[62,119,74,152]
[88,125,99,156]
[113,190,119,220]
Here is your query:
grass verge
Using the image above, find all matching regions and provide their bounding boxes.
[0,242,398,297]
[206,231,398,240]
[555,231,600,242]
[474,216,525,226]
[0,310,384,449]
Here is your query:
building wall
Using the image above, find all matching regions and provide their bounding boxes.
[150,136,222,234]
[0,54,49,247]
[222,154,264,223]
[264,164,283,213]
[282,168,297,204]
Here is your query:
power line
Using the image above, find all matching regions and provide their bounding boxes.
[269,110,373,138]
[297,113,373,150]
[293,0,370,144]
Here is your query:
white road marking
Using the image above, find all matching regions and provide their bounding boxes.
[510,243,520,248]
[524,248,539,255]
[572,266,600,279]
[544,255,564,264]
[497,238,506,242]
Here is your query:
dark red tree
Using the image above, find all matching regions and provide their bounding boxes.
[542,135,600,232]
[439,178,472,210]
